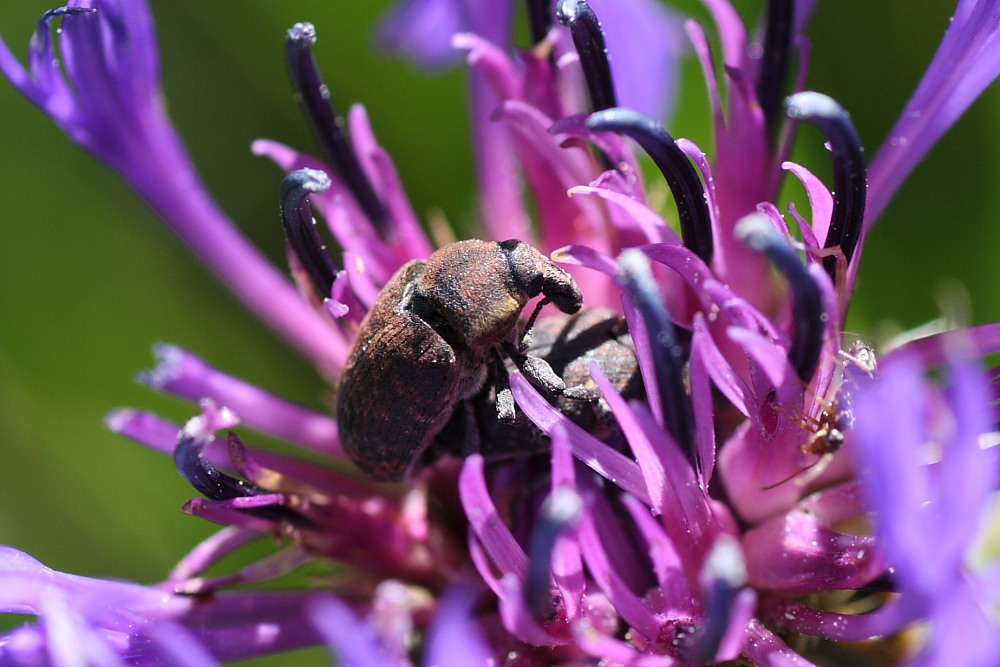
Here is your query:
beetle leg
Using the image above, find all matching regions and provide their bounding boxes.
[521,355,564,395]
[517,297,552,353]
[492,350,517,423]
[507,347,599,402]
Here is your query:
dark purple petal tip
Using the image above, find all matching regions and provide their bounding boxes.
[524,486,584,618]
[526,0,554,44]
[785,91,866,280]
[588,108,713,264]
[736,215,825,384]
[174,425,306,525]
[280,168,337,297]
[617,249,697,462]
[757,0,795,137]
[557,0,618,111]
[285,25,392,238]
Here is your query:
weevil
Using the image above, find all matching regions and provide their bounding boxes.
[337,239,597,481]
[446,308,642,461]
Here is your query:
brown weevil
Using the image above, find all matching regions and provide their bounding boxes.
[452,308,642,462]
[336,239,595,481]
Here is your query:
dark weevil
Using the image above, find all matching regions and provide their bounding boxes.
[337,239,641,482]
[443,307,642,463]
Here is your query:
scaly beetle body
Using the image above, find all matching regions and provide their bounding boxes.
[337,239,587,481]
[465,307,642,461]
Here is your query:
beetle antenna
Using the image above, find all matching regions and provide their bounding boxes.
[519,297,553,353]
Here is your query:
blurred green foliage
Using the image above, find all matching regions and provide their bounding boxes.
[0,0,996,663]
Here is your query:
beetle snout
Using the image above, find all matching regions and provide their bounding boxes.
[550,290,583,314]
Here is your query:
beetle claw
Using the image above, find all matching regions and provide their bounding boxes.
[563,385,599,401]
[496,386,517,423]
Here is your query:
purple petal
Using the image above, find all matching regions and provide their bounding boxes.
[854,352,997,599]
[309,596,387,667]
[867,0,1000,227]
[742,618,820,667]
[887,322,1000,367]
[742,507,882,594]
[459,455,529,578]
[496,575,567,647]
[138,345,341,455]
[759,595,918,642]
[576,502,662,640]
[620,495,695,616]
[2,2,347,372]
[510,373,651,503]
[168,526,261,585]
[587,0,685,121]
[424,583,495,665]
[376,0,470,69]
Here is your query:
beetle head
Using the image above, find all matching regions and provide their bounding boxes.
[499,240,583,314]
[415,240,583,350]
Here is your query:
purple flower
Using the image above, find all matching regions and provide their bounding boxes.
[4,0,1000,665]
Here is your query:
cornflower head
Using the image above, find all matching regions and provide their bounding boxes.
[2,1,1000,665]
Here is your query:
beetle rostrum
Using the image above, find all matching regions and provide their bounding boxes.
[336,239,592,481]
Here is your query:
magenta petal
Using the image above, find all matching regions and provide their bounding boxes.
[689,332,718,485]
[725,326,793,390]
[691,314,750,418]
[548,429,586,620]
[376,0,470,69]
[510,374,651,504]
[576,505,661,640]
[459,455,529,578]
[587,0,684,121]
[139,344,341,456]
[550,244,618,276]
[742,506,882,594]
[620,495,695,616]
[568,185,678,245]
[309,596,386,667]
[346,104,435,262]
[497,575,567,647]
[759,595,918,642]
[741,618,821,667]
[424,583,495,666]
[867,0,1000,226]
[783,161,833,243]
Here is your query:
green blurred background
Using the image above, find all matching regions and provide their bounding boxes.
[0,0,997,663]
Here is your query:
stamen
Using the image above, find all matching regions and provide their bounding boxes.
[589,109,714,264]
[688,534,748,663]
[524,486,584,618]
[557,0,618,111]
[785,92,867,282]
[525,0,553,45]
[174,431,306,525]
[40,7,96,23]
[285,23,392,238]
[756,0,794,140]
[280,168,337,298]
[737,215,825,384]
[618,250,697,462]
